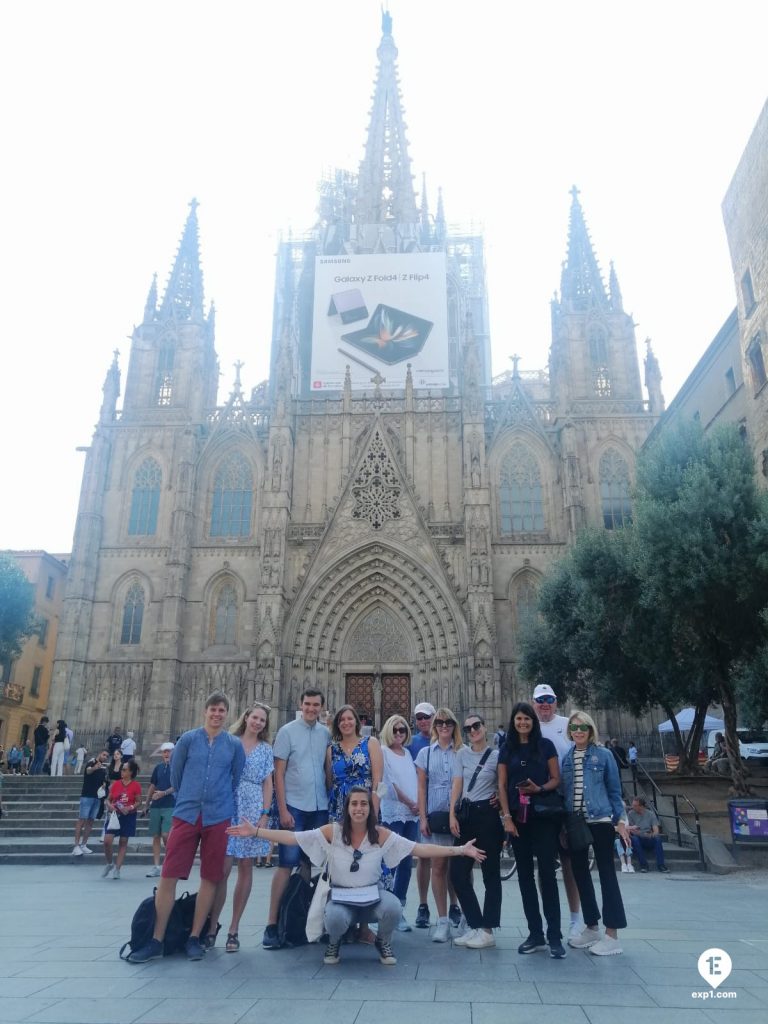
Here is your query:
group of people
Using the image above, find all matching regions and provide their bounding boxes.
[119,681,643,968]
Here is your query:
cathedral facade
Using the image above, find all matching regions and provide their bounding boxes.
[51,15,663,750]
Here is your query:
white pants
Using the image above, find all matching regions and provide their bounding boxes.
[50,742,66,776]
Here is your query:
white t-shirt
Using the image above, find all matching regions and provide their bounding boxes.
[296,822,415,885]
[539,715,572,762]
[120,737,137,756]
[380,746,418,823]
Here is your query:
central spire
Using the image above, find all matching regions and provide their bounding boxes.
[559,186,609,312]
[355,10,418,227]
[158,198,205,322]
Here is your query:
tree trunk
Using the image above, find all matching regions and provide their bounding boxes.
[680,700,709,774]
[720,681,752,796]
[663,702,686,772]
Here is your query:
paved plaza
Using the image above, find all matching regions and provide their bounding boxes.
[0,861,766,1024]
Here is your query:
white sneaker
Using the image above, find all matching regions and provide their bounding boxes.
[620,862,629,872]
[626,864,635,873]
[72,845,83,856]
[101,863,114,878]
[432,921,451,943]
[466,930,496,949]
[112,869,121,880]
[80,844,94,855]
[146,865,162,877]
[590,935,623,956]
[396,914,412,932]
[453,928,479,947]
[568,920,585,941]
[568,926,600,948]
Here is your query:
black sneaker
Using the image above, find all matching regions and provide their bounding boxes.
[639,866,649,873]
[549,940,567,959]
[448,904,462,928]
[185,936,205,961]
[414,903,430,928]
[375,937,397,965]
[658,865,670,873]
[518,935,547,954]
[262,924,281,949]
[126,938,163,963]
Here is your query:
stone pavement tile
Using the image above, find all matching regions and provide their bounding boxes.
[0,999,58,1023]
[14,963,151,979]
[643,987,765,1009]
[536,982,655,1006]
[0,979,58,998]
[316,960,416,979]
[473,1006,589,1024]
[516,961,642,984]
[221,955,322,978]
[582,1008,710,1024]
[24,1000,161,1024]
[22,948,107,962]
[131,999,257,1024]
[0,937,50,949]
[31,978,153,999]
[358,1002,471,1024]
[229,977,340,1000]
[434,981,541,1003]
[416,960,521,981]
[238,1000,363,1024]
[746,988,768,1004]
[631,966,768,988]
[753,971,768,982]
[329,979,435,1001]
[703,1011,768,1024]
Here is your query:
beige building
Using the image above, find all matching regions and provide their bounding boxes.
[51,15,662,750]
[1,551,68,750]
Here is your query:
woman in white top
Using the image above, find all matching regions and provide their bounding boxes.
[379,715,419,931]
[228,785,485,967]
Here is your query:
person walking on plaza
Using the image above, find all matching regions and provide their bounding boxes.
[143,742,176,878]
[379,714,419,932]
[8,745,22,774]
[74,745,88,774]
[628,740,638,784]
[228,786,487,967]
[120,732,137,758]
[102,759,141,879]
[449,714,503,949]
[73,750,109,856]
[49,720,69,777]
[326,704,383,821]
[628,796,669,873]
[532,683,584,940]
[207,701,274,953]
[31,717,49,775]
[21,741,32,774]
[562,711,630,956]
[498,702,566,959]
[262,688,330,950]
[123,692,245,962]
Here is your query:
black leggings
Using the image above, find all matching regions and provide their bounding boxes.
[449,802,504,929]
[571,821,627,930]
[510,816,561,942]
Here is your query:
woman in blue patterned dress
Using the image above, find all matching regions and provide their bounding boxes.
[207,701,274,953]
[326,705,383,822]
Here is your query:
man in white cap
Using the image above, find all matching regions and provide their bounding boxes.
[407,701,461,932]
[143,742,175,877]
[532,683,583,939]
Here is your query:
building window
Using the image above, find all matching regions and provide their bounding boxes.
[725,367,736,397]
[741,270,756,316]
[213,584,238,645]
[120,582,145,645]
[128,458,161,536]
[748,335,767,393]
[499,446,545,533]
[210,453,253,538]
[45,576,55,599]
[512,574,539,638]
[589,325,612,397]
[599,449,632,529]
[30,666,41,697]
[155,346,174,406]
[38,619,49,648]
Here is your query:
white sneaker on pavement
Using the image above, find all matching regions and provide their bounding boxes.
[80,844,94,855]
[568,920,585,941]
[101,863,114,878]
[396,913,412,932]
[620,862,629,872]
[626,864,635,873]
[72,845,83,856]
[146,865,162,877]
[590,935,623,956]
[112,868,121,879]
[432,921,451,943]
[568,926,601,948]
[453,928,479,947]
[466,930,495,949]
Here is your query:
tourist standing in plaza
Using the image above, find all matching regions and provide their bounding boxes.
[326,704,383,821]
[562,711,629,956]
[31,717,49,775]
[49,720,69,777]
[106,728,123,756]
[415,708,464,942]
[142,742,176,878]
[102,759,141,879]
[532,683,584,940]
[262,688,331,950]
[207,701,274,953]
[497,702,565,958]
[449,714,503,949]
[72,750,108,856]
[120,732,137,758]
[379,714,419,932]
[123,691,245,962]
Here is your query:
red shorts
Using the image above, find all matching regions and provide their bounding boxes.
[161,816,230,883]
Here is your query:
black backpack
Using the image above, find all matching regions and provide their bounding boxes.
[120,889,209,960]
[277,867,317,948]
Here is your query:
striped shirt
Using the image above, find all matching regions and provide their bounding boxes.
[573,748,586,812]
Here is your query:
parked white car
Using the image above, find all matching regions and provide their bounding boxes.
[705,729,768,762]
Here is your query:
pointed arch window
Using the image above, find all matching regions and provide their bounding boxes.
[589,325,612,397]
[213,583,238,646]
[512,574,539,638]
[128,458,161,536]
[599,449,632,529]
[499,446,545,533]
[210,453,253,537]
[120,582,145,645]
[156,345,174,406]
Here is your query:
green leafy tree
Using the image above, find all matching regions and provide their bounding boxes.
[0,553,36,665]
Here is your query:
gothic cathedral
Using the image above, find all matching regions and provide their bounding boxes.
[52,15,664,749]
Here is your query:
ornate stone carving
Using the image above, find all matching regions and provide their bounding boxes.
[351,429,402,530]
[347,606,409,661]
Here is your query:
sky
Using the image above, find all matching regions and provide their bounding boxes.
[1,0,766,553]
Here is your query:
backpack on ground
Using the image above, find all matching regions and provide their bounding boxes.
[277,865,317,948]
[119,889,210,960]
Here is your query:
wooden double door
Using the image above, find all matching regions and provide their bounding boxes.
[345,673,411,732]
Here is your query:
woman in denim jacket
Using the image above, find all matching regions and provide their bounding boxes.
[560,711,630,956]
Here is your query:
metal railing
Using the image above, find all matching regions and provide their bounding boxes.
[630,761,707,870]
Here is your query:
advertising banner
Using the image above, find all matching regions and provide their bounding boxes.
[311,252,449,391]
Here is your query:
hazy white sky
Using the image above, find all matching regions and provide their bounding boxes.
[1,0,766,553]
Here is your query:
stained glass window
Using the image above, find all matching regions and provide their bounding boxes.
[120,582,145,645]
[128,458,161,535]
[210,453,252,537]
[499,446,545,533]
[214,584,238,646]
[599,449,632,529]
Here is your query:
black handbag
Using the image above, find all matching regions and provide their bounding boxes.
[453,748,493,827]
[564,811,593,852]
[531,790,566,818]
[425,748,452,834]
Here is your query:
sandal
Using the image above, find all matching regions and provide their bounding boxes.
[203,923,222,949]
[225,933,240,953]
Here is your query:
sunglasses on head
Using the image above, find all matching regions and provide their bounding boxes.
[434,718,454,728]
[464,721,483,732]
[569,724,590,733]
[534,695,556,705]
[349,848,363,873]
[392,726,408,735]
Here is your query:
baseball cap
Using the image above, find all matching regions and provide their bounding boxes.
[160,742,175,751]
[413,702,436,717]
[533,684,557,700]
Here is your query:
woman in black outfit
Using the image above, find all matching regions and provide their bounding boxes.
[497,701,565,959]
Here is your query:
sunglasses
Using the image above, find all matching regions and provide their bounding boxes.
[415,713,432,721]
[392,726,408,735]
[569,724,590,733]
[464,721,483,732]
[349,849,363,873]
[434,718,455,728]
[534,695,556,705]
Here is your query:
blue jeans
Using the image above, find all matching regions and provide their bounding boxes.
[277,805,329,868]
[383,819,419,903]
[631,834,666,869]
[31,744,47,775]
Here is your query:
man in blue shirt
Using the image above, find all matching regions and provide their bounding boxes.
[143,742,176,877]
[126,691,245,963]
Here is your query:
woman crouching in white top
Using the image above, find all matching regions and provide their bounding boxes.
[227,785,485,966]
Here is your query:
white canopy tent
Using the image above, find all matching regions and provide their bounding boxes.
[657,708,724,733]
